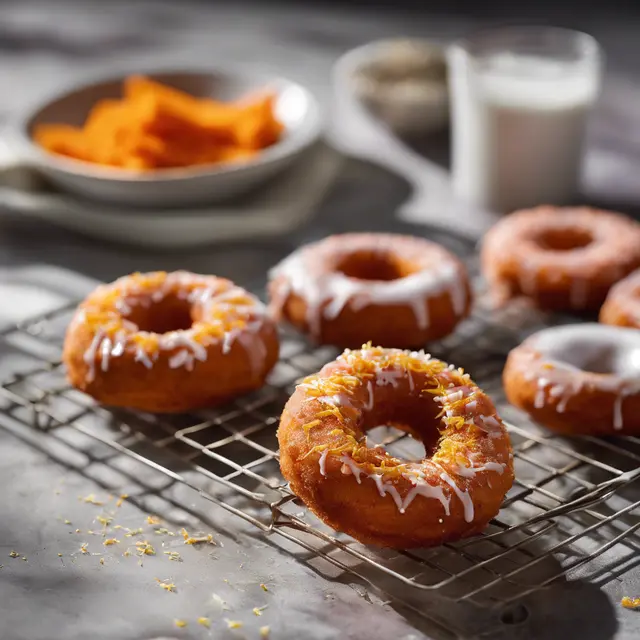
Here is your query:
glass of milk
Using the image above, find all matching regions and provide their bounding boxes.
[448,27,602,213]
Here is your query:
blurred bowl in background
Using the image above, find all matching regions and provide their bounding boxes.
[335,38,449,136]
[9,69,322,207]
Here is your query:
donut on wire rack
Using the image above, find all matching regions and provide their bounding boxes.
[600,269,640,329]
[269,233,472,348]
[503,324,640,435]
[481,206,640,312]
[64,271,279,413]
[278,345,514,548]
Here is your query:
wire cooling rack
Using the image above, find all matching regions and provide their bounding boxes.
[0,250,639,629]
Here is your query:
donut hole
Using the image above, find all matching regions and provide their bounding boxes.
[335,250,414,281]
[534,227,593,252]
[367,426,428,462]
[364,395,442,461]
[124,294,194,334]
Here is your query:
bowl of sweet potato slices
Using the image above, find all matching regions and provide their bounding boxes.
[17,69,321,207]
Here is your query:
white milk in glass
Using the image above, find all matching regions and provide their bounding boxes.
[449,32,601,212]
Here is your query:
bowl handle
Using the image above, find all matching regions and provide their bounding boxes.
[0,135,45,193]
[331,75,500,239]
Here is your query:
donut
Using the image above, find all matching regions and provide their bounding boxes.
[277,345,514,548]
[503,324,640,435]
[481,206,640,312]
[600,269,640,329]
[268,233,472,348]
[64,271,279,413]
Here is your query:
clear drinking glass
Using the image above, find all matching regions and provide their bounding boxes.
[447,27,603,213]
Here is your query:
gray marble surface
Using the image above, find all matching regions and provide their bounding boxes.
[0,2,639,639]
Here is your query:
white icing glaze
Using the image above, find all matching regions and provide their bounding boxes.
[525,323,640,430]
[134,345,154,369]
[318,449,329,477]
[478,415,501,432]
[371,474,405,511]
[339,455,363,483]
[440,471,474,523]
[401,470,451,515]
[100,337,112,373]
[80,274,268,379]
[534,377,549,409]
[455,459,506,478]
[111,330,127,358]
[322,454,470,517]
[363,380,375,411]
[375,367,403,387]
[168,349,195,372]
[270,241,468,338]
[83,330,104,382]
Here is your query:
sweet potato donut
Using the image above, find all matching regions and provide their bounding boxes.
[481,207,640,312]
[64,271,279,413]
[268,233,472,348]
[277,346,514,548]
[503,324,640,435]
[600,269,640,329]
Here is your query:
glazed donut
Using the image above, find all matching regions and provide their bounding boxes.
[600,269,640,329]
[503,324,640,435]
[277,345,514,548]
[269,233,472,348]
[481,207,640,312]
[64,271,279,413]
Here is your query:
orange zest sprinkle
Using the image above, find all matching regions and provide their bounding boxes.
[180,527,215,545]
[80,493,104,506]
[155,577,176,592]
[295,345,498,478]
[622,596,640,609]
[77,273,262,367]
[225,619,243,629]
[135,540,156,556]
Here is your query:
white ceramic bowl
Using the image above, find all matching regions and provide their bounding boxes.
[335,39,449,135]
[10,69,322,207]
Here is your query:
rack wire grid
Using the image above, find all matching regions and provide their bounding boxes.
[0,243,639,624]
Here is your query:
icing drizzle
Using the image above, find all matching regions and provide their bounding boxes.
[305,345,510,520]
[524,324,640,431]
[78,272,268,381]
[269,236,468,337]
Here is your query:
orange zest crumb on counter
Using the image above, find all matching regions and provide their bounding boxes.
[225,619,243,629]
[180,527,215,545]
[621,596,640,609]
[155,578,177,593]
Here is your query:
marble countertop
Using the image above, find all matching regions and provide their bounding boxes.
[0,2,639,639]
